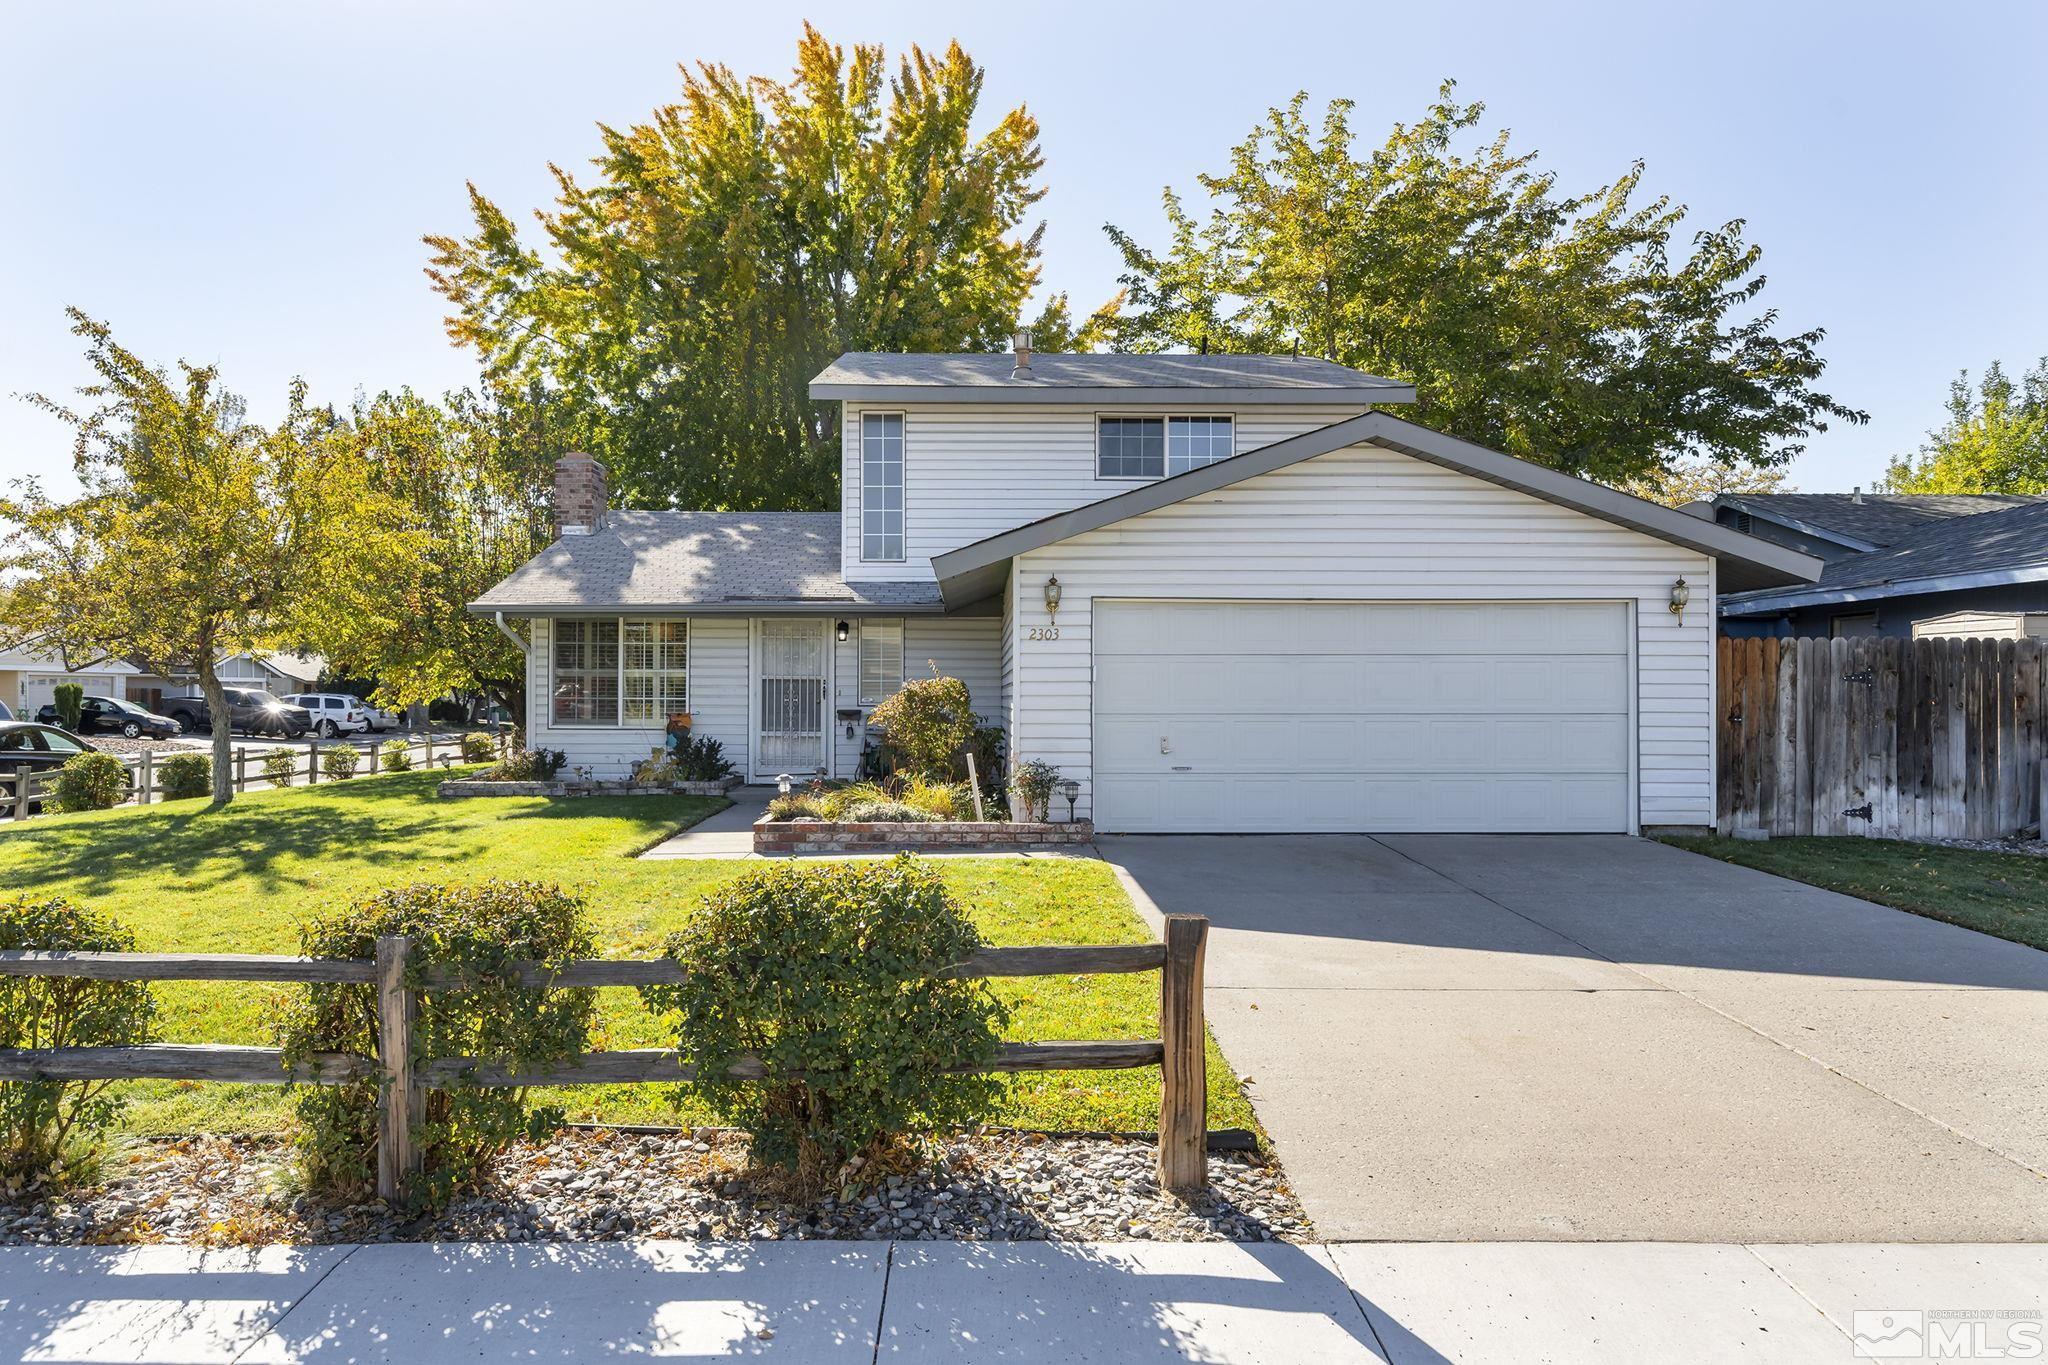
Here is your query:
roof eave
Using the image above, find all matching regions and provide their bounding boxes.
[466,600,948,617]
[1711,496,1883,553]
[807,381,1418,406]
[1720,563,2048,615]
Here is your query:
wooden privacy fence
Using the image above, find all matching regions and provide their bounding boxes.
[2,730,505,823]
[1718,636,2048,839]
[0,915,1213,1197]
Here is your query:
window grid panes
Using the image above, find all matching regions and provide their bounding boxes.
[1167,416,1234,474]
[1098,417,1165,478]
[862,412,904,561]
[621,620,689,724]
[551,618,619,726]
[859,619,905,705]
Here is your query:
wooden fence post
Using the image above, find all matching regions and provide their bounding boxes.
[375,935,419,1202]
[1158,914,1209,1194]
[367,742,379,775]
[308,739,321,785]
[11,765,30,821]
[234,748,247,793]
[139,749,153,806]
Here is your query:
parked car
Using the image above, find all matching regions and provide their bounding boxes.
[162,689,312,739]
[34,694,181,740]
[0,700,11,720]
[0,722,110,811]
[354,697,401,732]
[282,699,385,740]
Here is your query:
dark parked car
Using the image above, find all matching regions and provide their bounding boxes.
[0,722,111,811]
[35,694,181,740]
[162,689,312,739]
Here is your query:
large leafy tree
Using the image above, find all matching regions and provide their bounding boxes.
[1105,85,1865,484]
[1884,358,2048,493]
[426,24,1065,512]
[0,311,420,805]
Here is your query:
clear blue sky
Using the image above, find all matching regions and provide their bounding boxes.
[3,0,2043,501]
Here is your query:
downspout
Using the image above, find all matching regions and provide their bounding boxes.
[491,612,528,654]
[492,612,531,737]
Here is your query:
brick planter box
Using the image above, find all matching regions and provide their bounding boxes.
[754,818,1095,855]
[440,775,743,799]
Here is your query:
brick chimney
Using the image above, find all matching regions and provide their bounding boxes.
[553,452,608,537]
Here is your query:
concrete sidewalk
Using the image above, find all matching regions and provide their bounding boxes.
[2,1240,2040,1362]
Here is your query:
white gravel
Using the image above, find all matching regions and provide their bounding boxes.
[0,1129,1310,1246]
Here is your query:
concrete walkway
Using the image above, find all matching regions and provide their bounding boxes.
[1102,834,2048,1244]
[4,1239,2039,1362]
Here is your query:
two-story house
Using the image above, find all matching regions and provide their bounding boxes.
[471,339,1821,834]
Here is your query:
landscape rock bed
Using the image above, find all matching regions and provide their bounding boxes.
[441,775,743,799]
[0,1129,1306,1246]
[755,819,1095,854]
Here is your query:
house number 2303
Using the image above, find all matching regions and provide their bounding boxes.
[1027,625,1061,641]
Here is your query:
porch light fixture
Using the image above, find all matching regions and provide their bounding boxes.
[1060,778,1081,823]
[836,620,850,643]
[1669,577,1691,616]
[1043,574,1063,620]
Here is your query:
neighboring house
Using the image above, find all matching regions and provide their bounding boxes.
[1703,492,2048,639]
[0,645,143,718]
[472,341,1818,834]
[126,651,326,713]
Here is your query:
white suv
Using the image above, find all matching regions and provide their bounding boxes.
[284,693,374,739]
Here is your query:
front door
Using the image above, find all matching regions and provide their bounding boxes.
[754,619,828,780]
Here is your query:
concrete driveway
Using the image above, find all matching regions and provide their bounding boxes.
[1103,834,2048,1242]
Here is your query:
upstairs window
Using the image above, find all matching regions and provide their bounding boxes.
[1097,415,1234,479]
[861,412,904,561]
[858,619,905,705]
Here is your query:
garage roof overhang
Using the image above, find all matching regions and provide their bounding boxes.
[929,412,1824,608]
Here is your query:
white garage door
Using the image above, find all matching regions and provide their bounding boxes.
[1093,600,1632,833]
[22,673,120,715]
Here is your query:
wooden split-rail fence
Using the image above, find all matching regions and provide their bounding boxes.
[0,915,1213,1197]
[1718,636,2048,839]
[0,730,504,823]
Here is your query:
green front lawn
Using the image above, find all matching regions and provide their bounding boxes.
[1659,834,2048,952]
[0,770,1254,1137]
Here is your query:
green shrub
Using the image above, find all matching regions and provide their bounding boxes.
[459,732,496,764]
[156,753,212,801]
[675,734,735,781]
[1,896,158,1189]
[1009,759,1062,822]
[52,683,84,732]
[321,744,361,781]
[279,880,597,1206]
[489,748,566,782]
[380,739,413,773]
[639,858,1005,1192]
[50,752,129,813]
[263,748,300,788]
[865,670,975,780]
[764,793,831,821]
[839,799,939,823]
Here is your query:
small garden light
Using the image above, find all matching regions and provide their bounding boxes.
[1043,574,1063,621]
[1061,778,1080,822]
[1669,576,1690,616]
[777,772,792,796]
[836,619,850,643]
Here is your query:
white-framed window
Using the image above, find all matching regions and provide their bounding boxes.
[861,412,904,561]
[1097,415,1234,479]
[552,617,687,726]
[858,619,905,705]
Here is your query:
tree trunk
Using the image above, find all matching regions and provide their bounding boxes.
[199,657,234,806]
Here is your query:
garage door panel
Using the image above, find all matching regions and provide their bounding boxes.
[1094,599,1632,833]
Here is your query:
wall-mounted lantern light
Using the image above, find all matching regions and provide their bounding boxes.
[836,620,850,643]
[1043,574,1063,621]
[1669,577,1691,616]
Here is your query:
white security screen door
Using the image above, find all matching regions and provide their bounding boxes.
[755,620,828,778]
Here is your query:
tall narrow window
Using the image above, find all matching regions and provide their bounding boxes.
[552,618,619,725]
[859,619,905,705]
[862,412,904,560]
[621,620,689,723]
[1167,415,1234,473]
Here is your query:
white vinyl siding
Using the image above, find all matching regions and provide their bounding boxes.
[860,412,904,561]
[840,403,1362,581]
[1007,442,1716,829]
[903,616,1004,728]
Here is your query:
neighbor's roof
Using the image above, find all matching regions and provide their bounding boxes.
[809,352,1415,405]
[469,512,943,615]
[929,411,1823,608]
[1712,492,2048,551]
[1722,499,2048,615]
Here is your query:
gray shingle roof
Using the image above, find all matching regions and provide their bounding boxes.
[1724,500,2048,611]
[809,351,1414,403]
[469,513,942,614]
[1719,493,2048,548]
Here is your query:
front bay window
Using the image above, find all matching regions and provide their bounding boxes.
[552,617,687,726]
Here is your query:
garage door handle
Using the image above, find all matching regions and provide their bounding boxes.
[1159,737,1171,754]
